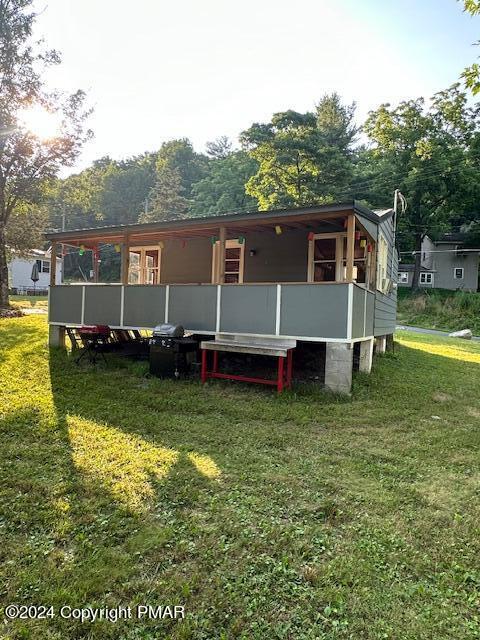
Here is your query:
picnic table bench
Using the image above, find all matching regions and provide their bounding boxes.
[200,335,296,393]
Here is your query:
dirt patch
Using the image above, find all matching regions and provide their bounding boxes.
[467,407,480,418]
[433,392,452,403]
[0,307,23,319]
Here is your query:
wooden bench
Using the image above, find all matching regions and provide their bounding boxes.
[200,335,296,393]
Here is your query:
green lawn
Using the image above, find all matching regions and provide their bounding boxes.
[1,316,479,639]
[9,294,48,310]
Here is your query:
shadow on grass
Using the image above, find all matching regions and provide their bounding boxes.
[3,317,480,639]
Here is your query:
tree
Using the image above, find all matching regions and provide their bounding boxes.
[190,151,258,216]
[154,139,208,199]
[205,135,232,159]
[0,0,91,308]
[461,0,480,95]
[99,157,156,226]
[240,94,357,210]
[363,84,480,289]
[140,165,188,222]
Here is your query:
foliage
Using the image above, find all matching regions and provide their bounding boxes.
[5,202,47,259]
[1,316,480,637]
[0,0,91,308]
[240,93,357,209]
[190,150,258,216]
[461,0,480,94]
[363,84,480,288]
[397,287,480,333]
[141,164,189,222]
[205,135,233,159]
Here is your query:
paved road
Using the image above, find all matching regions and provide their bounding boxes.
[396,324,480,341]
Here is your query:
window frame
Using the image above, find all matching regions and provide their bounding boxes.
[453,267,464,280]
[419,272,433,285]
[307,232,375,287]
[36,259,50,273]
[128,245,162,285]
[212,238,245,284]
[398,272,409,284]
[376,233,389,294]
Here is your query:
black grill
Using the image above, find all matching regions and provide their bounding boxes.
[149,324,198,378]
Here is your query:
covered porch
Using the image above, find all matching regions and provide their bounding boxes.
[46,203,386,393]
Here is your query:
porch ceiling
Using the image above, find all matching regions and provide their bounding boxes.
[44,201,388,248]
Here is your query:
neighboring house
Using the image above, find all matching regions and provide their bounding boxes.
[398,233,479,292]
[8,248,62,294]
[45,201,397,393]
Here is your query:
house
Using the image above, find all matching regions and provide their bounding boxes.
[398,233,479,291]
[44,202,398,393]
[8,248,62,294]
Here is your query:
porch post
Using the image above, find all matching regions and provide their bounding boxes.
[218,226,226,284]
[359,338,374,374]
[346,214,355,281]
[121,234,130,285]
[325,342,353,394]
[50,242,57,287]
[92,247,99,283]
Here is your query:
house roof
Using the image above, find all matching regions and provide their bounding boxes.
[44,201,393,246]
[435,232,470,244]
[398,264,435,272]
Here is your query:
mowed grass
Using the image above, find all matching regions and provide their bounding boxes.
[9,295,48,310]
[0,316,479,639]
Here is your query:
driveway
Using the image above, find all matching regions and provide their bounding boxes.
[396,324,480,341]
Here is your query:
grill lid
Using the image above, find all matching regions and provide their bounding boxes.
[152,323,184,338]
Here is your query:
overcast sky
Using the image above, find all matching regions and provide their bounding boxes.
[33,0,479,172]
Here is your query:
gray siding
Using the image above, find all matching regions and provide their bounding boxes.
[374,216,397,336]
[351,287,375,339]
[168,285,217,331]
[280,284,348,339]
[49,285,82,324]
[123,286,166,327]
[432,245,478,291]
[220,285,277,334]
[84,286,122,326]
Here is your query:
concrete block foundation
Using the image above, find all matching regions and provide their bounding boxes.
[49,325,66,348]
[324,342,353,394]
[359,338,374,373]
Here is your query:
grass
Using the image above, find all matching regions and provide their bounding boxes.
[0,316,480,639]
[397,287,480,334]
[9,295,48,310]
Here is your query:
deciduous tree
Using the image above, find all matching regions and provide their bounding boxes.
[363,85,480,289]
[0,0,91,308]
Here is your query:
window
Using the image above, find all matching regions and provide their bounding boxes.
[454,267,464,280]
[398,272,409,283]
[212,239,245,283]
[376,234,389,293]
[420,272,433,285]
[308,233,375,286]
[128,246,162,284]
[312,237,337,282]
[35,259,50,273]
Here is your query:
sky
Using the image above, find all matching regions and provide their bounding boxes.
[32,0,479,172]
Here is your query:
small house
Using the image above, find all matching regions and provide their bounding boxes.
[8,248,62,294]
[398,233,479,291]
[45,202,397,393]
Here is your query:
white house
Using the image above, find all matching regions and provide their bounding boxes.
[8,248,62,294]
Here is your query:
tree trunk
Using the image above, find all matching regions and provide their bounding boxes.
[411,232,423,291]
[0,222,10,308]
